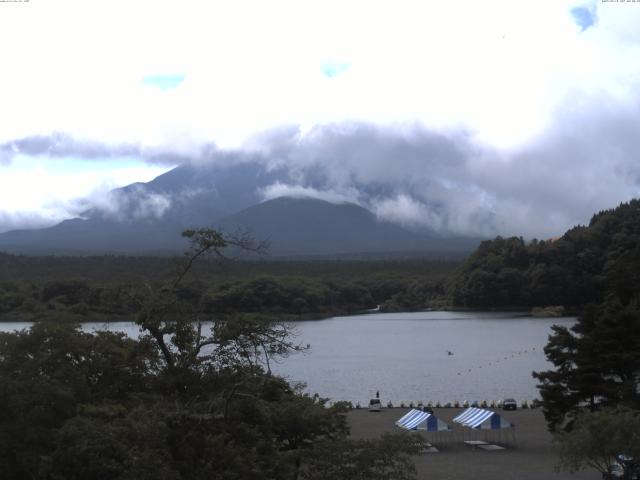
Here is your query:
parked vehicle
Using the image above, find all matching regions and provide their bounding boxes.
[369,398,381,412]
[602,463,624,479]
[603,455,639,480]
[502,398,517,410]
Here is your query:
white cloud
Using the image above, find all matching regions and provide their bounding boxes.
[90,188,173,222]
[0,156,171,232]
[0,0,640,237]
[3,0,638,150]
[373,195,443,230]
[259,182,362,205]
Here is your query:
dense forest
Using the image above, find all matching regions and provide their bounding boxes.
[526,204,640,471]
[0,254,455,321]
[449,199,640,310]
[3,200,640,321]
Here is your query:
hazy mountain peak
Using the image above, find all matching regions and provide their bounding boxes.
[0,164,480,257]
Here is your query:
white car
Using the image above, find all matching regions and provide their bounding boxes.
[368,398,381,412]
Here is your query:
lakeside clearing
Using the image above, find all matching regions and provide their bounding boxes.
[348,408,598,480]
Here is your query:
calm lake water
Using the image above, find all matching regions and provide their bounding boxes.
[0,311,574,405]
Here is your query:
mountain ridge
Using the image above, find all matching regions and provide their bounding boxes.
[0,162,481,257]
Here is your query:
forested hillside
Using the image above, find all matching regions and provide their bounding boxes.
[449,199,640,308]
[0,255,455,321]
[4,199,640,320]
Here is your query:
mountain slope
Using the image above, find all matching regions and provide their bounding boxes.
[0,217,187,255]
[0,162,284,255]
[216,197,477,257]
[0,161,480,256]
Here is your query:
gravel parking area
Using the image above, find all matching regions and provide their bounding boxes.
[347,408,599,480]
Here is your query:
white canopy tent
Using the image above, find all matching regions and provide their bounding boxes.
[452,407,513,429]
[452,407,516,446]
[396,409,451,432]
[395,409,452,448]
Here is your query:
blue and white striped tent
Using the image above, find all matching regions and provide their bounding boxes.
[395,409,451,432]
[452,407,513,430]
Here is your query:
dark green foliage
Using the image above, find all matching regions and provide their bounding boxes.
[533,299,640,432]
[0,255,456,321]
[554,407,640,477]
[52,405,179,480]
[517,202,640,441]
[450,237,533,307]
[450,199,640,308]
[0,229,421,480]
[40,280,91,304]
[300,433,424,480]
[0,321,158,479]
[0,282,24,313]
[380,278,446,312]
[201,276,374,316]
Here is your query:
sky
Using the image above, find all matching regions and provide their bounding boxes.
[1,0,640,238]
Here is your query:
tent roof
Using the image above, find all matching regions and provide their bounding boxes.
[395,409,451,432]
[452,408,513,430]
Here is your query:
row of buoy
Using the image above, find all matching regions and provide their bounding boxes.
[455,347,538,376]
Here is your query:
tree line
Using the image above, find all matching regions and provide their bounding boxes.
[435,199,640,477]
[449,199,640,309]
[522,201,640,478]
[0,256,454,321]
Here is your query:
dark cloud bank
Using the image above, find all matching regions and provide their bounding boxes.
[0,133,214,166]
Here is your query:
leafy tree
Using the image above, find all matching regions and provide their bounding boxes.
[555,407,640,478]
[533,299,640,431]
[300,433,424,480]
[0,320,156,479]
[51,405,179,480]
[0,229,421,480]
[449,199,640,308]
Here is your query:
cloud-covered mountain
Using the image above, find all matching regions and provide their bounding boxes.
[0,160,480,257]
[2,2,640,244]
[0,161,276,254]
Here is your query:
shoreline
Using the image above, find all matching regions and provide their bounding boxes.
[0,307,580,324]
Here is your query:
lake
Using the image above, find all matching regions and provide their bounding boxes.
[0,311,574,405]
